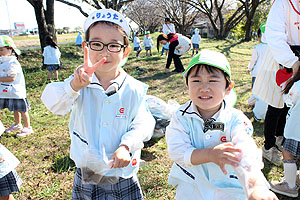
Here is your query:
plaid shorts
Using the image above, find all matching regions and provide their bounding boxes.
[0,98,30,112]
[72,168,143,200]
[0,170,22,196]
[45,64,60,72]
[283,138,300,156]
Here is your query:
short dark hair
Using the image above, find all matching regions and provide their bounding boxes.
[165,18,171,22]
[185,64,231,88]
[257,28,262,38]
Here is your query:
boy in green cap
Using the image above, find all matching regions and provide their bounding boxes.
[166,49,278,199]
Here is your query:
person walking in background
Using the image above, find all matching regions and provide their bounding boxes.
[252,0,300,166]
[133,32,142,58]
[161,18,175,58]
[0,35,33,137]
[157,33,191,73]
[143,31,154,56]
[75,31,83,51]
[43,35,61,82]
[191,28,201,56]
[166,50,278,200]
[41,9,155,199]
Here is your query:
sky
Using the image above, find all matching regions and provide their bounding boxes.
[0,0,95,30]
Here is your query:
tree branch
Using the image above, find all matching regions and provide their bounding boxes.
[55,0,89,17]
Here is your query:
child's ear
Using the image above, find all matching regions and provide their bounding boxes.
[123,46,131,59]
[226,81,235,95]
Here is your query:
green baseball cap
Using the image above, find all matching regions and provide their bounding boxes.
[260,23,266,34]
[183,49,231,78]
[145,31,150,34]
[0,35,21,55]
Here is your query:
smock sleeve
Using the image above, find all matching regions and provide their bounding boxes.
[7,62,21,77]
[120,97,155,152]
[41,75,80,115]
[166,113,195,167]
[247,47,258,72]
[265,0,299,68]
[230,112,270,197]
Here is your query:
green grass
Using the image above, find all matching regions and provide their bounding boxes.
[0,36,293,199]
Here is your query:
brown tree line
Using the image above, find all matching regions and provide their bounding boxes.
[25,0,270,50]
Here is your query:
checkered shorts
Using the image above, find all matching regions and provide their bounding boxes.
[283,138,300,156]
[72,168,143,200]
[0,98,30,112]
[0,170,22,196]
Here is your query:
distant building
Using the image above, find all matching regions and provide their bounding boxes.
[14,22,26,33]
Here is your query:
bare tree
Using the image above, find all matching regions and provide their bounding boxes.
[57,0,134,11]
[184,0,266,40]
[184,0,246,39]
[153,0,199,34]
[123,0,162,33]
[239,0,267,41]
[26,0,57,51]
[25,0,133,50]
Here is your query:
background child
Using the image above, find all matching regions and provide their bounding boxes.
[268,47,300,198]
[0,131,22,200]
[191,28,201,56]
[269,57,300,197]
[43,35,61,82]
[143,31,154,56]
[75,31,83,51]
[247,24,267,88]
[166,50,277,200]
[157,33,191,73]
[0,35,33,137]
[247,24,268,121]
[252,0,300,166]
[41,9,155,199]
[161,18,175,58]
[133,32,142,58]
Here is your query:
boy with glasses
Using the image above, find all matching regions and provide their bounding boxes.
[42,9,155,199]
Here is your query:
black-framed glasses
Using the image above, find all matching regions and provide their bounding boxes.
[87,41,127,53]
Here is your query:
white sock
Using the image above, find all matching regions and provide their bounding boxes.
[284,162,297,189]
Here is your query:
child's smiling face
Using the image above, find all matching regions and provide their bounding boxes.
[187,65,232,119]
[83,23,130,77]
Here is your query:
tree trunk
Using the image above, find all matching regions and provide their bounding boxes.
[27,0,57,51]
[243,0,261,41]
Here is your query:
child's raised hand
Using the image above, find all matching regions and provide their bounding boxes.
[70,46,106,91]
[209,142,242,174]
[110,145,131,168]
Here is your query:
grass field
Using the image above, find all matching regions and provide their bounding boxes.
[0,35,294,199]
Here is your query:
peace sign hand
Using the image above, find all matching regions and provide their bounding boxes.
[70,46,106,91]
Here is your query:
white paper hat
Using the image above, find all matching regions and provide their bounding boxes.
[84,9,130,36]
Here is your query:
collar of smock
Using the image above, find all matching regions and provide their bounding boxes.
[179,100,226,121]
[87,68,127,95]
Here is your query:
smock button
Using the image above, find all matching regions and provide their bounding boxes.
[105,100,109,104]
[102,122,108,126]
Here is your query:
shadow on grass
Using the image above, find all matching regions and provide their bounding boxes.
[217,40,244,56]
[141,149,157,161]
[52,155,76,173]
